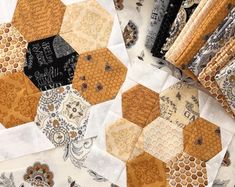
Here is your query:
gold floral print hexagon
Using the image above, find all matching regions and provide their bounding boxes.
[122,84,161,128]
[72,48,127,105]
[0,23,27,77]
[60,0,113,53]
[160,81,199,128]
[0,72,41,128]
[166,152,208,187]
[127,152,168,187]
[106,118,142,162]
[12,0,66,42]
[142,117,184,163]
[183,117,222,161]
[35,85,90,147]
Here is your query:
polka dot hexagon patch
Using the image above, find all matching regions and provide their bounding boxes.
[0,23,27,77]
[72,48,127,105]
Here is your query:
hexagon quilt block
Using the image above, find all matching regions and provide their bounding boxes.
[12,0,66,42]
[0,23,27,77]
[106,118,142,162]
[183,117,222,161]
[35,85,90,147]
[142,117,183,163]
[166,152,208,187]
[60,0,113,54]
[160,81,199,128]
[24,35,79,91]
[127,152,167,187]
[122,84,161,128]
[0,72,41,128]
[72,48,127,105]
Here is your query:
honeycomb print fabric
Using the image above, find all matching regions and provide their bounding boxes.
[86,61,232,187]
[198,37,235,118]
[0,23,27,77]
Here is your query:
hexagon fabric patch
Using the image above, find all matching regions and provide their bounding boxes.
[166,152,208,187]
[60,0,113,53]
[0,72,41,128]
[72,48,127,105]
[12,0,66,42]
[122,84,161,128]
[0,23,27,77]
[160,81,199,128]
[127,152,167,187]
[35,85,90,147]
[24,35,79,91]
[183,117,222,161]
[106,118,142,162]
[142,117,183,163]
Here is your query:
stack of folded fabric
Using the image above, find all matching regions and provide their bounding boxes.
[142,0,235,119]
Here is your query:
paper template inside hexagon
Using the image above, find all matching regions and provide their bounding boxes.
[60,0,113,53]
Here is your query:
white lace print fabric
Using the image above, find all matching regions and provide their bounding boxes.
[215,59,235,114]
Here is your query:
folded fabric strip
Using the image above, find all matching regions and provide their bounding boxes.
[188,7,235,76]
[151,0,183,58]
[165,0,235,78]
[158,0,200,58]
[215,59,235,115]
[145,0,169,49]
[198,37,235,118]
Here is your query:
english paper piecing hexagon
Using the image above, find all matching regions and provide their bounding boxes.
[141,117,183,163]
[12,0,66,42]
[60,0,113,53]
[122,84,161,128]
[72,48,127,105]
[35,85,90,147]
[160,81,199,128]
[106,118,142,162]
[24,35,79,91]
[127,152,167,187]
[166,152,208,187]
[183,117,222,161]
[0,72,41,128]
[0,23,27,77]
